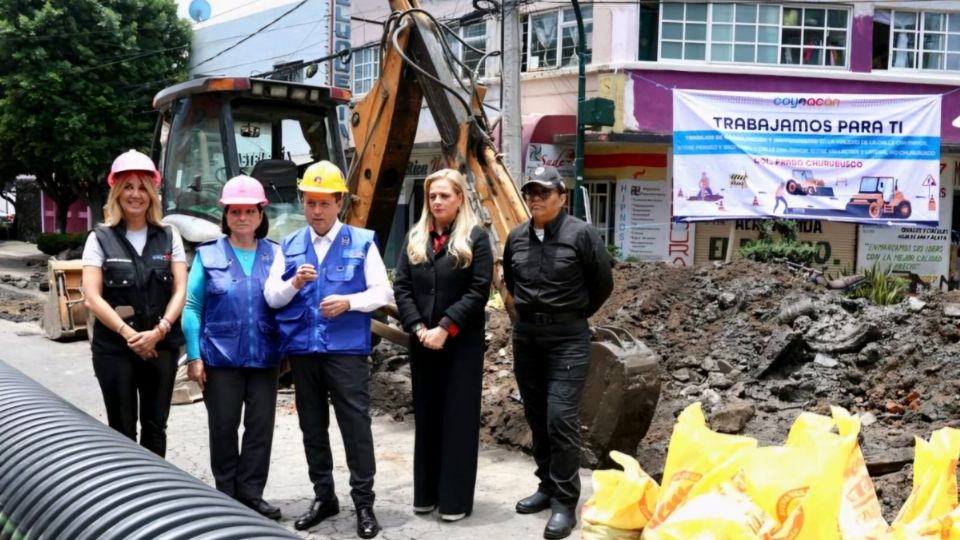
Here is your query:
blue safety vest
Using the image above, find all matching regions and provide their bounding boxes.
[276,225,374,356]
[197,237,281,368]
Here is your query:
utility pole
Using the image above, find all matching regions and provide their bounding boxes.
[500,0,523,185]
[571,0,587,219]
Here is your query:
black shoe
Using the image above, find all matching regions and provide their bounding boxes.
[515,491,551,514]
[294,496,340,531]
[356,506,380,539]
[543,507,576,540]
[239,497,281,520]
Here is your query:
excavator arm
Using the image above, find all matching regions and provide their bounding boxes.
[344,0,660,466]
[345,0,526,308]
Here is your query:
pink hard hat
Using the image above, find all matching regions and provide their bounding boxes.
[108,149,160,187]
[219,175,269,206]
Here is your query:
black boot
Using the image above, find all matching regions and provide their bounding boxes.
[543,504,576,539]
[515,491,551,514]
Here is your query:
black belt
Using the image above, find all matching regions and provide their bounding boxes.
[517,311,583,325]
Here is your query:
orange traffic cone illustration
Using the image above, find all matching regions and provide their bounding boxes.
[929,195,936,211]
[717,199,725,211]
[677,188,684,198]
[752,196,759,206]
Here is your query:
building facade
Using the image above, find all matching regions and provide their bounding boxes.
[349,1,960,283]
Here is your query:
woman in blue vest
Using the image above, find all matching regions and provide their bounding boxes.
[82,149,188,457]
[393,168,493,522]
[182,175,283,520]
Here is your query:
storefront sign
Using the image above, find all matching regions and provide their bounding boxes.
[673,90,941,225]
[525,143,574,179]
[856,156,957,283]
[615,179,671,261]
[330,0,351,89]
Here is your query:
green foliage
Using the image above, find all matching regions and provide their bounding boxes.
[606,244,621,260]
[37,232,87,256]
[0,0,192,231]
[848,263,907,305]
[739,220,818,264]
[624,255,640,263]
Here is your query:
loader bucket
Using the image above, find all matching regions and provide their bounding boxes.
[580,326,661,468]
[42,260,87,341]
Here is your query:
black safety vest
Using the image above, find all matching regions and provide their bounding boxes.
[91,223,184,354]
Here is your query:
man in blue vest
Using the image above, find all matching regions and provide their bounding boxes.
[264,160,391,539]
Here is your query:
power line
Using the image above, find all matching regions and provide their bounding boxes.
[192,0,310,70]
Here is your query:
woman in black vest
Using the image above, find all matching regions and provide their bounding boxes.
[393,169,493,522]
[81,150,188,457]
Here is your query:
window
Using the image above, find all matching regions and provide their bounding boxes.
[565,180,614,242]
[351,45,380,95]
[522,6,593,71]
[645,3,850,68]
[876,10,960,71]
[448,20,487,78]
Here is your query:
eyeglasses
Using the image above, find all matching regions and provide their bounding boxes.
[523,187,558,201]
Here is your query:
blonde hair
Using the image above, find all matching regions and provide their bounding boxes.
[407,169,479,269]
[103,172,164,227]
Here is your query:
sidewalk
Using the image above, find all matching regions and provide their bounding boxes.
[0,318,593,539]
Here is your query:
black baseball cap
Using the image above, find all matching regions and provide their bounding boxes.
[521,166,566,192]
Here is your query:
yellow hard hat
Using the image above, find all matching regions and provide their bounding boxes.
[298,160,348,194]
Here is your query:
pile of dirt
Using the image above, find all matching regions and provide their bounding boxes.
[0,260,47,323]
[371,258,960,521]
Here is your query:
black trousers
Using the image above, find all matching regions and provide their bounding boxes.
[512,319,591,509]
[410,343,483,515]
[291,354,376,508]
[204,366,279,500]
[92,348,177,457]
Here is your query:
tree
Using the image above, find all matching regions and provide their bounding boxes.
[0,0,191,232]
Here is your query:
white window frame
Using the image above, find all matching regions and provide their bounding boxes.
[564,179,614,242]
[523,5,593,72]
[657,2,851,68]
[885,10,960,71]
[351,45,380,96]
[448,20,488,79]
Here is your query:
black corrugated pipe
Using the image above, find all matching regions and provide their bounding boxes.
[0,360,298,540]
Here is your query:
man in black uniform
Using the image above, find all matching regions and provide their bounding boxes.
[503,165,613,539]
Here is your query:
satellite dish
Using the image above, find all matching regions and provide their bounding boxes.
[189,0,212,22]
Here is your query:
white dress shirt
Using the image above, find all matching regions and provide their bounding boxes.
[264,220,393,311]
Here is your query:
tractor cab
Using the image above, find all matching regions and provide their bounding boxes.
[152,76,351,243]
[859,176,896,203]
[793,169,814,182]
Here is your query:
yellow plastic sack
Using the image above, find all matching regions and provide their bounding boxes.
[737,407,871,540]
[885,427,960,539]
[646,403,757,529]
[582,521,643,540]
[581,451,659,535]
[642,481,777,540]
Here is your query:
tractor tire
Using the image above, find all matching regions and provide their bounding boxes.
[786,180,800,194]
[868,202,882,219]
[896,201,912,219]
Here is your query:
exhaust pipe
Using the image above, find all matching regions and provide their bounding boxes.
[0,360,297,540]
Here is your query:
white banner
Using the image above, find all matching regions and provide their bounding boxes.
[857,156,958,282]
[673,90,941,225]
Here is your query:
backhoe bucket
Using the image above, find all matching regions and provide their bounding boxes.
[42,260,87,341]
[581,326,661,468]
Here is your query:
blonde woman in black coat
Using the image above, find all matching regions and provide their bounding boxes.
[393,168,493,522]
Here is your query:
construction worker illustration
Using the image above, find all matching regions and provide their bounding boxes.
[697,172,713,200]
[773,181,788,213]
